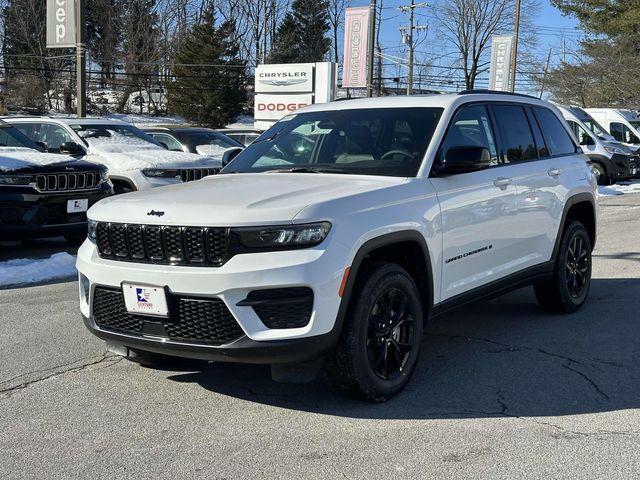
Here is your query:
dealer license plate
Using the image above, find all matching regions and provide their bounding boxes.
[122,283,169,317]
[67,199,89,213]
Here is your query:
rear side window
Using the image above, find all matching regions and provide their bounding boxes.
[492,105,538,162]
[533,107,577,156]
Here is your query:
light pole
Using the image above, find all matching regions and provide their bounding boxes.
[509,0,521,93]
[366,0,377,97]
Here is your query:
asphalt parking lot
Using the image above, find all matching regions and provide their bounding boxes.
[1,194,639,479]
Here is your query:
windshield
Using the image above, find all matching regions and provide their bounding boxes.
[70,123,163,147]
[581,118,609,138]
[0,125,43,150]
[629,121,640,131]
[174,130,243,150]
[222,108,443,177]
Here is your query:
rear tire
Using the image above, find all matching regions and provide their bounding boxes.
[534,221,592,314]
[324,262,424,402]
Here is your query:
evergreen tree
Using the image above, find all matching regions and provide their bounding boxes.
[167,7,247,127]
[86,0,125,88]
[270,0,331,63]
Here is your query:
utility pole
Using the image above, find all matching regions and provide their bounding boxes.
[76,0,86,117]
[509,0,521,93]
[539,47,552,98]
[262,0,268,63]
[366,0,377,97]
[399,2,428,95]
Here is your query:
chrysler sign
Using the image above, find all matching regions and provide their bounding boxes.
[255,64,314,93]
[46,0,76,48]
[488,35,513,92]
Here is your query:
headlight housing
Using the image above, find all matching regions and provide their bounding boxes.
[604,145,628,155]
[87,219,98,243]
[99,171,110,182]
[142,168,180,178]
[0,174,34,185]
[233,222,331,250]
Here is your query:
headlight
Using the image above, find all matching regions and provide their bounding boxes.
[233,222,331,250]
[100,171,109,182]
[87,219,98,243]
[142,168,180,178]
[604,146,627,155]
[0,174,33,185]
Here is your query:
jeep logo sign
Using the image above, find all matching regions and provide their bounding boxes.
[46,0,76,49]
[254,94,314,121]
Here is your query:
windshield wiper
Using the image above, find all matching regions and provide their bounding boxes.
[267,167,348,174]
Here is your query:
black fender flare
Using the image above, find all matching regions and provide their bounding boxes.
[332,230,435,340]
[551,192,597,259]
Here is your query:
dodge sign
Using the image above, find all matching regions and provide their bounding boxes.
[254,94,314,122]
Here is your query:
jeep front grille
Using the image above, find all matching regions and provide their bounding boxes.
[180,168,219,183]
[96,222,229,266]
[35,172,101,192]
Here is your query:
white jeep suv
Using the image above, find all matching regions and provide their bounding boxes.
[77,92,597,401]
[6,117,224,193]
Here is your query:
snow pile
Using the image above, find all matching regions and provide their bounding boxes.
[225,115,255,129]
[0,253,77,288]
[195,144,232,157]
[0,147,77,172]
[598,180,640,197]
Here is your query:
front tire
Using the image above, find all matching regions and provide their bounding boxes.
[324,263,424,402]
[534,221,592,314]
[591,163,610,186]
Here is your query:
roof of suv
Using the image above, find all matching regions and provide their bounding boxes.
[300,92,553,114]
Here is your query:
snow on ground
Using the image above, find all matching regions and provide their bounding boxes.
[0,253,76,288]
[598,180,640,197]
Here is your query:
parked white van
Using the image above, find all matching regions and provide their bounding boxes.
[557,105,639,185]
[585,108,640,152]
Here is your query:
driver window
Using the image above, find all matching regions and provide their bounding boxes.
[611,122,640,144]
[150,133,183,151]
[440,105,498,165]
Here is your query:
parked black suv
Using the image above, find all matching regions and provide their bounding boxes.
[0,121,113,244]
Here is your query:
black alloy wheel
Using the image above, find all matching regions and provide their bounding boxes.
[565,232,590,299]
[366,288,416,381]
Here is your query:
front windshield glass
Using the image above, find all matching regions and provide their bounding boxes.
[582,118,609,138]
[222,107,443,177]
[70,123,163,147]
[629,121,640,131]
[0,125,43,150]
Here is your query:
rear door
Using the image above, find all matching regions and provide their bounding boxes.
[430,104,520,301]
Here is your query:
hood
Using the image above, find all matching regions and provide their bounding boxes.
[88,172,406,225]
[0,147,95,173]
[85,138,222,171]
[602,140,632,154]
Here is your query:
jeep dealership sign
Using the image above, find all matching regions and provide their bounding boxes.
[254,62,337,129]
[46,0,76,48]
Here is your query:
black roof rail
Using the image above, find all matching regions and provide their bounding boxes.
[458,89,539,100]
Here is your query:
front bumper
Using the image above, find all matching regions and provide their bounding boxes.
[0,185,113,240]
[610,153,639,180]
[76,239,350,363]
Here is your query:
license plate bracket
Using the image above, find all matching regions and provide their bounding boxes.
[122,283,170,318]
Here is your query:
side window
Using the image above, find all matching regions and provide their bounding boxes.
[571,121,593,146]
[610,122,640,144]
[492,105,538,162]
[525,107,549,157]
[440,105,498,165]
[533,107,577,156]
[17,123,73,153]
[150,133,183,151]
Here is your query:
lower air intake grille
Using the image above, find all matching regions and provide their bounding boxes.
[244,287,314,329]
[92,287,244,345]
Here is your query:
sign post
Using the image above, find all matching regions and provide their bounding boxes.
[47,0,86,117]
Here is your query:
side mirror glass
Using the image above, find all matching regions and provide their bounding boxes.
[221,147,244,167]
[60,141,83,155]
[435,146,492,175]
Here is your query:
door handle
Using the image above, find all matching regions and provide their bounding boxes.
[493,177,512,188]
[547,168,561,177]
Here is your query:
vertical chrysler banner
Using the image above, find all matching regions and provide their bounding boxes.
[488,35,514,92]
[342,7,371,88]
[47,0,76,48]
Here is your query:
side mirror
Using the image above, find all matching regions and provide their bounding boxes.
[60,141,83,155]
[34,141,48,151]
[158,141,169,150]
[435,146,491,175]
[580,133,595,146]
[221,147,244,167]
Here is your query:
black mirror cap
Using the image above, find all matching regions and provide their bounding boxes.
[60,141,83,155]
[580,134,595,146]
[34,140,48,151]
[436,146,492,175]
[221,147,244,167]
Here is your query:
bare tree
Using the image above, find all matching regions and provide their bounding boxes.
[327,0,349,63]
[434,0,538,90]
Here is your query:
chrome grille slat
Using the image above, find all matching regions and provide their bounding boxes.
[34,171,102,193]
[179,167,220,183]
[96,222,229,267]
